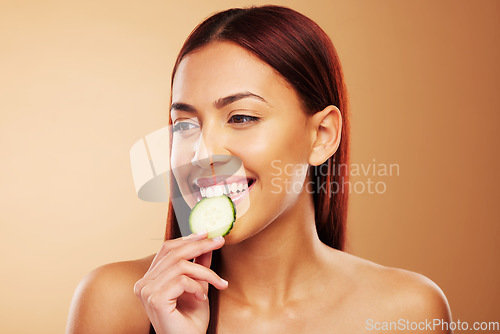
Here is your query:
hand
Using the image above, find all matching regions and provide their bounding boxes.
[134,232,228,334]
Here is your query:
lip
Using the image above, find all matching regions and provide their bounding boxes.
[226,180,255,206]
[193,175,254,188]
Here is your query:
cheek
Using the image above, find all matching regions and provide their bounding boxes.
[170,151,184,183]
[234,120,311,195]
[241,121,309,171]
[171,137,192,168]
[170,142,194,191]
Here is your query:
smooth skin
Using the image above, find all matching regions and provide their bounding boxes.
[66,42,452,334]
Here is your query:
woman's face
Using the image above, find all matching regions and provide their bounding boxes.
[170,41,315,244]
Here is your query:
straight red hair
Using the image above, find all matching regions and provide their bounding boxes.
[162,5,350,334]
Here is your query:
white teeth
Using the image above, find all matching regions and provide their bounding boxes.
[214,185,223,196]
[198,181,252,198]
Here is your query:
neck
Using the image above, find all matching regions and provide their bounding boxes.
[218,190,331,310]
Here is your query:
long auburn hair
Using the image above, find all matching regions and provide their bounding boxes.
[163,5,350,334]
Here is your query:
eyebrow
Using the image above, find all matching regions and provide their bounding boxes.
[170,91,269,113]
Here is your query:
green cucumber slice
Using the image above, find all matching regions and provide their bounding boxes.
[189,195,236,238]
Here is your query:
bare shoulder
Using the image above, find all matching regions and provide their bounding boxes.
[330,250,453,332]
[66,254,155,334]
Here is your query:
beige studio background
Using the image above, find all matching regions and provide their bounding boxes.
[1,0,499,333]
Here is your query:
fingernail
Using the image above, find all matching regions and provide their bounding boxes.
[182,231,206,240]
[212,236,224,242]
[203,293,207,300]
[220,278,228,285]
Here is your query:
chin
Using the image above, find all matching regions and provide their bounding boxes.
[222,211,272,246]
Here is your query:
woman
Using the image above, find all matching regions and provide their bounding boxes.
[67,5,452,334]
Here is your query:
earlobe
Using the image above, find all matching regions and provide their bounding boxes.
[308,105,342,166]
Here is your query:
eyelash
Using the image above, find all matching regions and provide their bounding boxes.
[172,114,260,133]
[172,122,198,133]
[228,114,260,124]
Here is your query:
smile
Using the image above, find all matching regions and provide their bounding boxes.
[192,176,256,205]
[201,181,251,197]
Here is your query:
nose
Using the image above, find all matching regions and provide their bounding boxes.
[191,128,231,169]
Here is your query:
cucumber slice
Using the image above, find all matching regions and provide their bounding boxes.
[189,195,236,238]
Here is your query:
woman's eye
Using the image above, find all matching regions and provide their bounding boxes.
[228,114,259,124]
[172,121,198,133]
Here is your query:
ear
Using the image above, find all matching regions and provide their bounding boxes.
[308,105,342,166]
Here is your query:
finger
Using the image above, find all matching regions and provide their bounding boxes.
[193,251,213,292]
[194,250,212,269]
[149,232,208,270]
[146,275,206,313]
[148,231,208,271]
[143,259,229,298]
[146,236,225,280]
